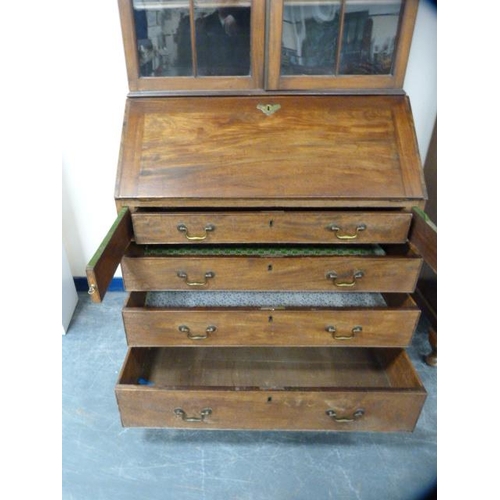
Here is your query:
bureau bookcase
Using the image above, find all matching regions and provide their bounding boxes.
[87,0,429,431]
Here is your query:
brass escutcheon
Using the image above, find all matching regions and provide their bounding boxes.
[257,103,281,116]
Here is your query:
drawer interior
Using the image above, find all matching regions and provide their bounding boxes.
[142,291,388,309]
[119,347,423,391]
[140,244,386,257]
[131,291,418,310]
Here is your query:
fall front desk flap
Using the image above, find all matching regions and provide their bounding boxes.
[115,94,426,206]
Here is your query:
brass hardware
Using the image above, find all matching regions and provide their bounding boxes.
[326,270,364,287]
[174,408,212,423]
[257,103,281,116]
[327,223,366,240]
[88,284,97,295]
[326,325,362,340]
[177,223,215,241]
[326,409,365,423]
[177,271,215,287]
[179,325,216,340]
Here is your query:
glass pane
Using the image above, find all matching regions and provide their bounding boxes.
[133,1,192,77]
[339,0,402,75]
[281,1,341,76]
[194,1,252,76]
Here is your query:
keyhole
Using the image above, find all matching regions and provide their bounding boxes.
[267,396,273,403]
[268,264,273,271]
[268,315,273,323]
[269,220,274,228]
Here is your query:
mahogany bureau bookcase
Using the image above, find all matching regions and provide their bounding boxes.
[87,0,430,431]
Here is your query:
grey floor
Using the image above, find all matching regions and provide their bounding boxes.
[62,291,437,500]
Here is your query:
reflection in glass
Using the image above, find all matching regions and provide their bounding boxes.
[340,0,402,75]
[195,2,251,76]
[133,1,192,77]
[281,2,341,76]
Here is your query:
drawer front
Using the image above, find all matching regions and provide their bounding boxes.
[121,255,422,293]
[116,347,426,431]
[116,389,425,431]
[132,211,412,244]
[123,294,420,347]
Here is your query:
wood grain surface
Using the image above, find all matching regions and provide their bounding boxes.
[115,95,425,204]
[115,347,426,430]
[121,250,422,293]
[132,210,412,244]
[122,292,420,347]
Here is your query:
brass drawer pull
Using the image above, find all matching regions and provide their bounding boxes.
[174,408,212,423]
[326,409,365,423]
[177,223,215,241]
[179,325,216,340]
[177,271,215,287]
[327,223,366,240]
[326,325,362,340]
[326,270,364,287]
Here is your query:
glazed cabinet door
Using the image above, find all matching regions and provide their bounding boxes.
[267,0,419,90]
[119,0,265,92]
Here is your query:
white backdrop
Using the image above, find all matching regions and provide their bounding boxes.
[62,0,437,278]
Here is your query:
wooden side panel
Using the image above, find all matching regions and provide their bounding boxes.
[392,0,420,87]
[392,97,428,199]
[86,207,133,303]
[376,349,424,388]
[409,207,437,273]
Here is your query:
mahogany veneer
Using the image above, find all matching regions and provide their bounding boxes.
[87,0,431,432]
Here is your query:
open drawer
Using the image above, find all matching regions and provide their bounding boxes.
[121,244,422,293]
[86,207,422,301]
[115,347,426,431]
[123,292,420,347]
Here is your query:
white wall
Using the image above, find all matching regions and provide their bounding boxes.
[403,0,437,166]
[62,243,79,333]
[62,1,129,277]
[62,1,437,277]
